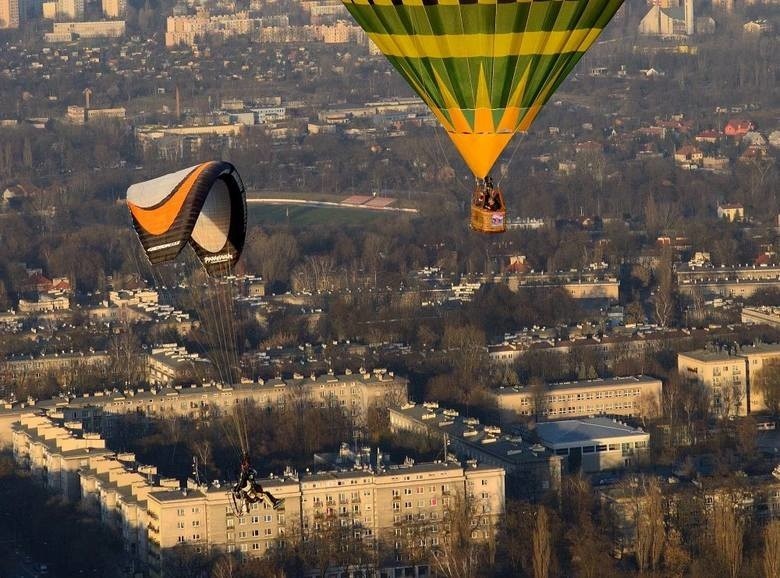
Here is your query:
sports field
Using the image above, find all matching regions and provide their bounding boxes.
[248,204,401,227]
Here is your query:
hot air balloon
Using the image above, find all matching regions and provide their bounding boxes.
[342,0,624,233]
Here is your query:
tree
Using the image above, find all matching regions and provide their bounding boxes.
[631,477,665,574]
[532,506,552,578]
[709,500,743,578]
[653,248,677,328]
[763,520,780,578]
[431,489,490,578]
[530,378,549,422]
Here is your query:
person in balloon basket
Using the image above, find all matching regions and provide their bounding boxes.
[485,188,502,212]
[233,452,284,512]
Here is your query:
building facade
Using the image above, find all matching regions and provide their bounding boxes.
[13,412,504,578]
[495,376,663,422]
[0,0,20,29]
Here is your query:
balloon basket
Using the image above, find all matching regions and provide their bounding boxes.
[470,187,506,234]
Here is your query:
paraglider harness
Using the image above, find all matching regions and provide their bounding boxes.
[231,453,284,515]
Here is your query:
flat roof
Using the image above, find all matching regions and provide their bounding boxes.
[392,405,556,466]
[497,375,660,396]
[535,418,647,447]
[678,349,742,363]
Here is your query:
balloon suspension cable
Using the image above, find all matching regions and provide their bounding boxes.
[497,131,526,189]
[433,127,473,195]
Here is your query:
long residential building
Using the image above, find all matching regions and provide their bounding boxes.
[495,375,663,422]
[677,264,780,299]
[0,369,408,444]
[13,412,504,578]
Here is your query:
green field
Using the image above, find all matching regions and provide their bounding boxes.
[248,204,403,227]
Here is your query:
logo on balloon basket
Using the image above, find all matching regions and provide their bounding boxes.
[491,214,504,227]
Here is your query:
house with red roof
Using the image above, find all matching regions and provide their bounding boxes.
[724,119,755,138]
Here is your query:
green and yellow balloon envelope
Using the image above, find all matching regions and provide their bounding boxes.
[343,0,624,179]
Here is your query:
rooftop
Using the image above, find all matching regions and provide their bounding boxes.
[392,404,555,466]
[535,417,648,447]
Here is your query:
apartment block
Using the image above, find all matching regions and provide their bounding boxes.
[12,413,113,500]
[677,349,748,417]
[495,375,663,422]
[677,344,780,416]
[0,369,408,444]
[146,463,502,577]
[14,413,505,577]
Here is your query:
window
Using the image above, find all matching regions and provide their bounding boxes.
[191,507,200,514]
[251,530,260,537]
[176,508,185,517]
[252,543,260,550]
[481,479,488,486]
[583,446,595,454]
[177,536,185,543]
[430,498,438,506]
[192,520,200,527]
[177,521,185,529]
[264,515,272,523]
[251,516,259,523]
[192,534,200,540]
[238,531,247,539]
[264,528,273,536]
[404,501,412,509]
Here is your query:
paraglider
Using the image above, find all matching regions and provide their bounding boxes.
[232,452,284,514]
[342,0,625,232]
[127,161,283,514]
[126,160,247,276]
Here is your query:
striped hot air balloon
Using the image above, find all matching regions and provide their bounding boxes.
[343,0,624,231]
[126,161,247,276]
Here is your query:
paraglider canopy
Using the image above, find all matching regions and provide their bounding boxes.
[126,161,247,277]
[343,0,625,178]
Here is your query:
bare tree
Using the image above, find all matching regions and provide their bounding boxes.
[431,489,488,578]
[653,249,676,328]
[710,500,744,578]
[763,520,780,578]
[532,506,552,578]
[530,378,549,422]
[631,477,665,574]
